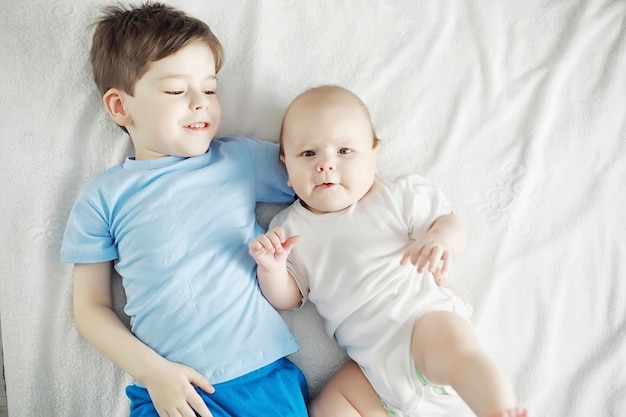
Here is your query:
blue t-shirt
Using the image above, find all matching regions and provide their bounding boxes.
[61,136,298,384]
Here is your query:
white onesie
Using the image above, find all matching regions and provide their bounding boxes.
[270,175,472,416]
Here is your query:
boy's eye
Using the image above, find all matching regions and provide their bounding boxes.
[301,150,316,157]
[339,148,352,154]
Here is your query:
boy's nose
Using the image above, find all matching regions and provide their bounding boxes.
[191,92,210,110]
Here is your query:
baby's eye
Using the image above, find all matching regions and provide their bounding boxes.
[301,150,316,157]
[165,91,184,95]
[204,90,216,95]
[339,148,352,155]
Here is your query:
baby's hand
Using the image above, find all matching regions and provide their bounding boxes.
[249,226,300,273]
[400,231,451,285]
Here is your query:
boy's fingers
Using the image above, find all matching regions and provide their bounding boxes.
[184,371,214,416]
[187,395,213,417]
[187,369,215,394]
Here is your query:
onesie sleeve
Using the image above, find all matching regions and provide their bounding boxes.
[60,187,118,264]
[286,257,309,305]
[390,174,454,240]
[242,137,295,205]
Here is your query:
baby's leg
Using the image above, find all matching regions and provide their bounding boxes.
[411,311,521,417]
[309,360,389,417]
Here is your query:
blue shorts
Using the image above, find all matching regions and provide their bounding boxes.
[126,358,309,417]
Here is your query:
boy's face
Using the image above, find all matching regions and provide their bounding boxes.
[281,90,378,214]
[117,41,221,160]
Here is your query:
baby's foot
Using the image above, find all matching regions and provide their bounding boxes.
[487,408,528,417]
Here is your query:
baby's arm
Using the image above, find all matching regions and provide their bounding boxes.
[248,226,303,310]
[72,262,215,417]
[400,213,467,283]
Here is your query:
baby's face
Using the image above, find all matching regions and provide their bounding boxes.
[281,89,378,214]
[119,41,222,160]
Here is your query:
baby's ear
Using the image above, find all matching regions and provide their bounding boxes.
[103,88,132,127]
[279,155,291,186]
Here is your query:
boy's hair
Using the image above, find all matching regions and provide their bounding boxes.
[90,2,224,97]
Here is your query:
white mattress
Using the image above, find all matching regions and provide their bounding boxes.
[1,0,625,416]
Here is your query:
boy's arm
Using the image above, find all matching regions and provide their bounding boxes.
[73,262,215,417]
[245,138,295,204]
[248,227,302,310]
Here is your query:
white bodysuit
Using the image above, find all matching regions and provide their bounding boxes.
[270,175,472,416]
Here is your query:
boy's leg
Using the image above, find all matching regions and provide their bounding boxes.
[309,360,389,417]
[411,311,520,417]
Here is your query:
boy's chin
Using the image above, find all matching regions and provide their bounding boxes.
[178,141,214,157]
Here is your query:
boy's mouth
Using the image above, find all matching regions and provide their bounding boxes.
[186,122,209,129]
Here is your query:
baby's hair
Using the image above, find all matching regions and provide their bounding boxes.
[90,2,224,98]
[279,85,380,157]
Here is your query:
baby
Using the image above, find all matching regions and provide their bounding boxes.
[249,85,527,417]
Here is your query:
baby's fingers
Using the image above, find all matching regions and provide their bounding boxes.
[265,230,287,254]
[249,235,275,254]
[426,247,445,273]
[400,250,412,266]
[400,247,423,266]
[269,226,287,242]
[248,240,264,255]
[281,235,301,253]
[416,247,434,272]
[440,252,450,274]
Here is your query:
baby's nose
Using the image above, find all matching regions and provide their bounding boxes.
[316,161,335,172]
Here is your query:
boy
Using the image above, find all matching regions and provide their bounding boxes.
[249,85,528,417]
[61,3,308,416]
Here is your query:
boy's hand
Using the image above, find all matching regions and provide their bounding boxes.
[144,359,215,417]
[249,226,300,272]
[400,231,451,286]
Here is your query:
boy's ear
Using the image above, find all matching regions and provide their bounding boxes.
[103,88,132,127]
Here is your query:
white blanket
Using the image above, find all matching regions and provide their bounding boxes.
[1,0,625,416]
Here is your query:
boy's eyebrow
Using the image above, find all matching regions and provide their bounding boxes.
[156,74,217,81]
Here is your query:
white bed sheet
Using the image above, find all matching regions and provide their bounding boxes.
[1,0,625,416]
